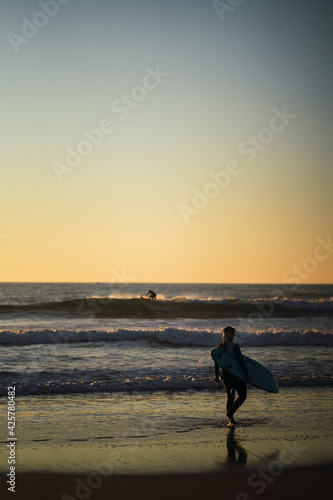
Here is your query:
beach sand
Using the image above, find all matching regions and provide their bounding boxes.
[1,465,332,500]
[1,388,332,498]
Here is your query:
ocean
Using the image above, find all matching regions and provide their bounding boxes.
[1,283,332,396]
[0,282,332,474]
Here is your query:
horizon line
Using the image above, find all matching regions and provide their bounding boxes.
[0,281,332,286]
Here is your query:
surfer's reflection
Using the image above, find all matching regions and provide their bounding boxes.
[226,427,247,465]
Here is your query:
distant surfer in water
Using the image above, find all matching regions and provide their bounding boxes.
[146,289,157,300]
[214,326,249,426]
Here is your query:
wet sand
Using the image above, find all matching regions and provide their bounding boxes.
[1,388,332,498]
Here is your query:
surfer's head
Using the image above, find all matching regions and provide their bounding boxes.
[222,326,235,343]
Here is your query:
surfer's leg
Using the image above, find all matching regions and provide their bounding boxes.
[236,381,247,407]
[223,380,235,412]
[226,381,247,418]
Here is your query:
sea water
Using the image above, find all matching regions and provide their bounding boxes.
[0,283,332,473]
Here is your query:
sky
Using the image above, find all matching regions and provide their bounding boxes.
[1,0,332,283]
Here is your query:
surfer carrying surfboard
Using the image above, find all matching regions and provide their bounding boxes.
[214,326,249,426]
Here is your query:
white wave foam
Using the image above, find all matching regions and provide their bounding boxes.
[272,298,333,311]
[0,372,331,397]
[0,328,332,347]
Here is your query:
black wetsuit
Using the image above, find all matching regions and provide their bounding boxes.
[215,342,248,417]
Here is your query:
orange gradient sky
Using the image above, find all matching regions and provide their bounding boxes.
[1,0,332,283]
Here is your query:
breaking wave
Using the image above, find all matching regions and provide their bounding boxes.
[0,327,332,347]
[0,296,332,319]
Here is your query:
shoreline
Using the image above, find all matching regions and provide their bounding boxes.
[2,464,332,500]
[1,388,332,480]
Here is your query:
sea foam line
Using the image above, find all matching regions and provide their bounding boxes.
[0,373,332,397]
[0,328,332,347]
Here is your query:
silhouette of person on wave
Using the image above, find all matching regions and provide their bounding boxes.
[146,289,157,300]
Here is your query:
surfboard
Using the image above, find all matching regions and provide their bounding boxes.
[211,347,279,393]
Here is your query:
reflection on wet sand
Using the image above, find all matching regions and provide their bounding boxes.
[226,427,248,465]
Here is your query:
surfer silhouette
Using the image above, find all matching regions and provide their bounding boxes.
[214,326,249,426]
[146,289,157,300]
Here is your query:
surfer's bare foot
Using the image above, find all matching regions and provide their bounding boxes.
[227,417,236,426]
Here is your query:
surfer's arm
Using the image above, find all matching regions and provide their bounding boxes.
[214,344,226,385]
